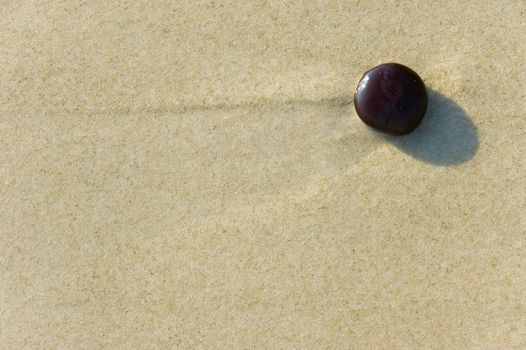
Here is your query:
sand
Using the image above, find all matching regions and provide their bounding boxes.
[1,1,525,348]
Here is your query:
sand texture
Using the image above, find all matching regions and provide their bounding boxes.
[1,1,525,348]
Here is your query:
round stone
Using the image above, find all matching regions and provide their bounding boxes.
[354,63,428,135]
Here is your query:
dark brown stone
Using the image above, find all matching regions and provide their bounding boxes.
[354,63,428,135]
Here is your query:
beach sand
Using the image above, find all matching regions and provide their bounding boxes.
[1,1,525,348]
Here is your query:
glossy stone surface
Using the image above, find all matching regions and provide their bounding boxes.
[354,63,428,135]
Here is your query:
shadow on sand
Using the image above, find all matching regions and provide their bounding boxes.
[379,89,479,166]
